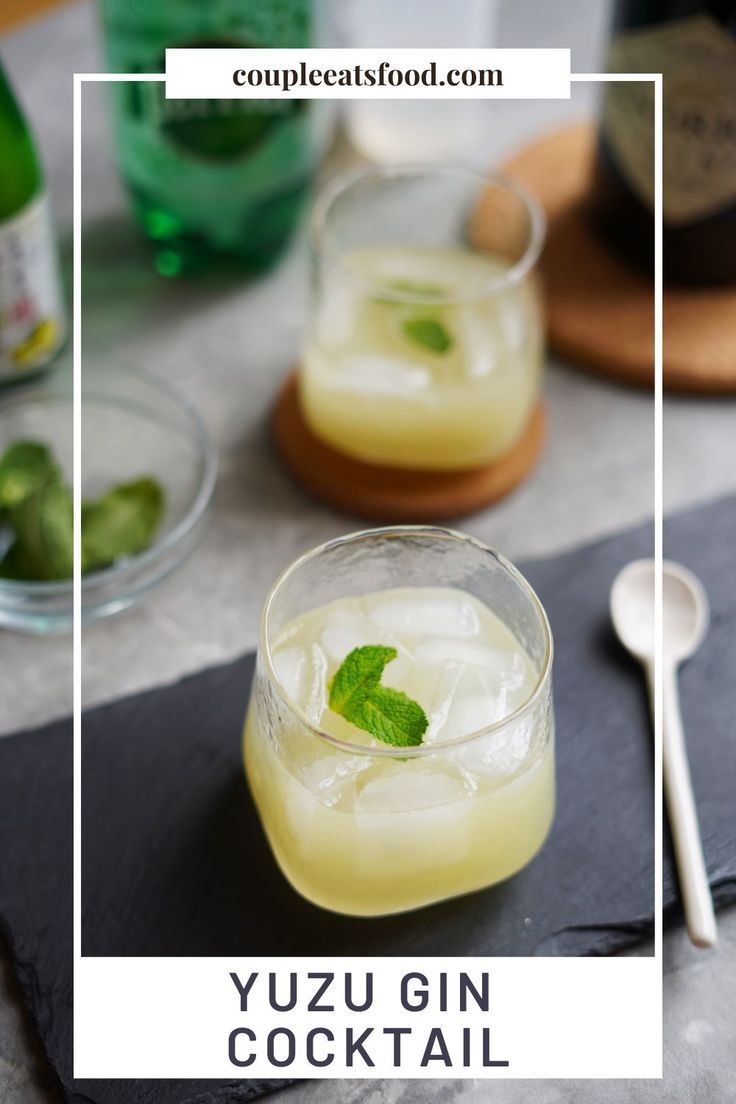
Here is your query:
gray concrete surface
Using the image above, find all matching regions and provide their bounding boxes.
[0,1,734,1101]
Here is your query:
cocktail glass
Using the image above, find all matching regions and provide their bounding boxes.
[300,165,546,471]
[244,526,555,917]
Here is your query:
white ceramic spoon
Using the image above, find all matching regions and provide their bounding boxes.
[611,558,717,950]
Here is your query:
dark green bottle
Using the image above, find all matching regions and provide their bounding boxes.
[590,1,736,285]
[98,0,316,276]
[0,62,65,382]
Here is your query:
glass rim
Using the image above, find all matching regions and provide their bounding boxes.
[260,525,554,760]
[309,162,546,305]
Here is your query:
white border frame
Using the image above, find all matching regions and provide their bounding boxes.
[72,67,663,1079]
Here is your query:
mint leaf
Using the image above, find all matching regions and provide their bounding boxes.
[329,645,428,748]
[6,481,74,581]
[402,317,453,354]
[82,477,164,573]
[0,441,60,509]
[329,644,397,714]
[0,438,166,581]
[343,686,428,748]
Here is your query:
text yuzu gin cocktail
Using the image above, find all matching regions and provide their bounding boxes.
[244,528,554,916]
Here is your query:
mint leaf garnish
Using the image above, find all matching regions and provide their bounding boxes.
[0,441,60,509]
[329,645,428,748]
[82,477,164,573]
[342,686,428,748]
[329,644,396,714]
[0,438,165,581]
[402,317,453,354]
[4,481,74,581]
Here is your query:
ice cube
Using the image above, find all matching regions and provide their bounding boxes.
[337,355,431,396]
[455,304,499,380]
[281,766,320,842]
[320,606,412,690]
[299,753,368,808]
[359,246,452,291]
[355,762,467,814]
[272,645,306,701]
[271,638,330,721]
[316,279,359,346]
[369,590,480,639]
[354,762,473,870]
[498,287,530,350]
[439,692,507,742]
[303,643,329,723]
[414,637,517,671]
[426,665,508,744]
[320,607,376,663]
[454,714,537,780]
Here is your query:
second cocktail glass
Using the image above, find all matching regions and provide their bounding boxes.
[300,165,546,472]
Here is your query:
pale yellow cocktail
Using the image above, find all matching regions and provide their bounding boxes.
[301,244,543,471]
[301,166,545,472]
[245,531,555,917]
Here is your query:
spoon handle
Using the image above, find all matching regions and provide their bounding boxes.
[656,662,717,949]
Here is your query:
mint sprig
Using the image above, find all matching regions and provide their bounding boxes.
[0,438,165,581]
[328,645,428,748]
[402,317,453,354]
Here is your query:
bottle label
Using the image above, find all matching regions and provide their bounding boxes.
[603,15,736,224]
[113,86,315,250]
[100,0,320,251]
[0,193,65,378]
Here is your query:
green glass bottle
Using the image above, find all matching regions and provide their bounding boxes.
[0,62,65,383]
[98,0,317,276]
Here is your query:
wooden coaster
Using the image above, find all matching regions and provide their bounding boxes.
[273,373,545,522]
[491,123,736,392]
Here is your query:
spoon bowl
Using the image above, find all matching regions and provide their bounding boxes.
[610,558,709,665]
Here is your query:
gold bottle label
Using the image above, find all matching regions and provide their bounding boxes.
[603,15,736,224]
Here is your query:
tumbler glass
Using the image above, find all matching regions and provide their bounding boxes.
[244,526,555,916]
[301,165,546,471]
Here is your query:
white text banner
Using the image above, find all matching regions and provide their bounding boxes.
[165,48,571,100]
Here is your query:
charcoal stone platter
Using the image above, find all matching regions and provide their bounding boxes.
[1,496,735,1104]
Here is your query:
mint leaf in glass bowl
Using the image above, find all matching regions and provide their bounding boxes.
[0,367,216,633]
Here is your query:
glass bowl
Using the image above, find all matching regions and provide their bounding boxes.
[0,367,217,633]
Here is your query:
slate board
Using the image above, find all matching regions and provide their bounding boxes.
[1,496,736,1104]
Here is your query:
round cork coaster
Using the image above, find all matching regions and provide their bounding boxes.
[273,372,546,522]
[489,123,736,393]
